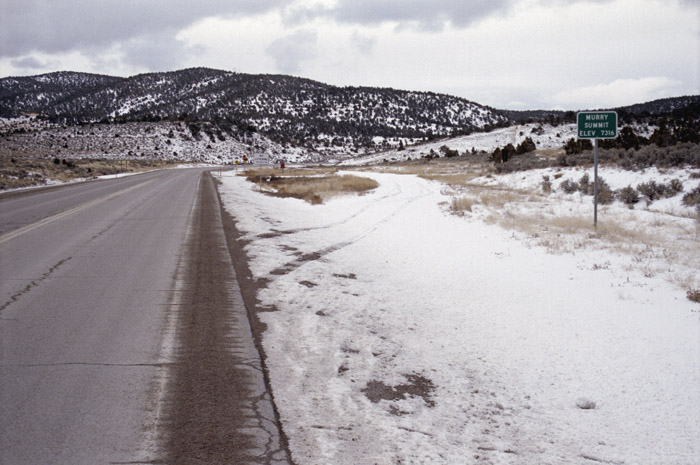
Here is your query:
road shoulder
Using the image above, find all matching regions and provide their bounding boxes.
[162,172,291,464]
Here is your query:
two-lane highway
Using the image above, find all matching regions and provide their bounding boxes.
[0,169,289,464]
[1,169,202,464]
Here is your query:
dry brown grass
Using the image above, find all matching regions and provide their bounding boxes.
[419,173,482,187]
[248,173,379,204]
[367,157,494,185]
[450,196,478,215]
[0,157,176,190]
[478,189,526,209]
[241,167,337,178]
[363,159,700,299]
[534,148,566,159]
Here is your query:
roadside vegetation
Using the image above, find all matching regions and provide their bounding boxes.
[242,167,379,204]
[0,156,179,190]
[360,148,700,303]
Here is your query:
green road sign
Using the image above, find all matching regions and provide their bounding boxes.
[577,111,618,139]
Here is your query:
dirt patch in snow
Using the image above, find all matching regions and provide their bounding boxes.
[362,374,437,409]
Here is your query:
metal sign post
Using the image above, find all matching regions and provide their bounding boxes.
[577,111,618,228]
[593,138,599,227]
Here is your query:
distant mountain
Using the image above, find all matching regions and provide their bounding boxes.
[498,95,700,125]
[615,96,700,116]
[0,68,507,152]
[0,71,123,110]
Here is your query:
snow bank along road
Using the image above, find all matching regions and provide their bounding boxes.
[0,169,290,464]
[219,170,700,465]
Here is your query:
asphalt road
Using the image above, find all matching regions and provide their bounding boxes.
[0,169,289,464]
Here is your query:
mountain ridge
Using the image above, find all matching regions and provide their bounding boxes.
[1,68,698,158]
[0,68,506,151]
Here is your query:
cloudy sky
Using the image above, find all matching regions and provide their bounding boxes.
[1,0,697,110]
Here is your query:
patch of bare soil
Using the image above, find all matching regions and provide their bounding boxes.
[362,374,437,411]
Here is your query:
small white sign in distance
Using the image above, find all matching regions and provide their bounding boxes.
[254,154,270,165]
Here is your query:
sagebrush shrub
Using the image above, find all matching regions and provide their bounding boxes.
[618,185,640,204]
[637,181,663,201]
[560,179,579,194]
[597,177,614,204]
[541,175,552,193]
[683,184,700,207]
[637,179,684,202]
[669,178,684,194]
[578,173,592,195]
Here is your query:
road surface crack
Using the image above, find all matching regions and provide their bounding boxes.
[0,257,72,315]
[161,172,292,465]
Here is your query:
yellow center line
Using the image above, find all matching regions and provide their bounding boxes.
[0,179,154,246]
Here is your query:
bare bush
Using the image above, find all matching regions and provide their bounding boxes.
[560,179,579,194]
[682,183,700,207]
[618,185,640,205]
[541,175,552,193]
[637,180,671,202]
[597,178,614,204]
[578,173,592,195]
[669,178,684,194]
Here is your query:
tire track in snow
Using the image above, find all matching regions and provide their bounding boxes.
[265,175,433,279]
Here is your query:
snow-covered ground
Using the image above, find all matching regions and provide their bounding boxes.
[218,167,700,465]
[340,123,578,165]
[339,122,658,166]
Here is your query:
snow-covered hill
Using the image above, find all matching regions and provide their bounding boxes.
[340,123,578,165]
[0,68,507,154]
[0,117,321,164]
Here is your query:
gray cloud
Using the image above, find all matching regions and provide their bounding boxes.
[285,0,516,31]
[10,56,53,69]
[0,0,283,59]
[351,31,377,55]
[284,0,646,32]
[118,30,203,71]
[266,30,318,74]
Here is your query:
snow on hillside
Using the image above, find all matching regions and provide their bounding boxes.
[340,123,577,165]
[339,122,662,166]
[1,69,508,152]
[0,118,320,164]
[218,169,699,465]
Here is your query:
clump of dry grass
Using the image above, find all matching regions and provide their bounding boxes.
[419,172,483,187]
[687,289,700,303]
[478,189,525,209]
[248,173,379,204]
[450,196,478,215]
[241,167,337,178]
